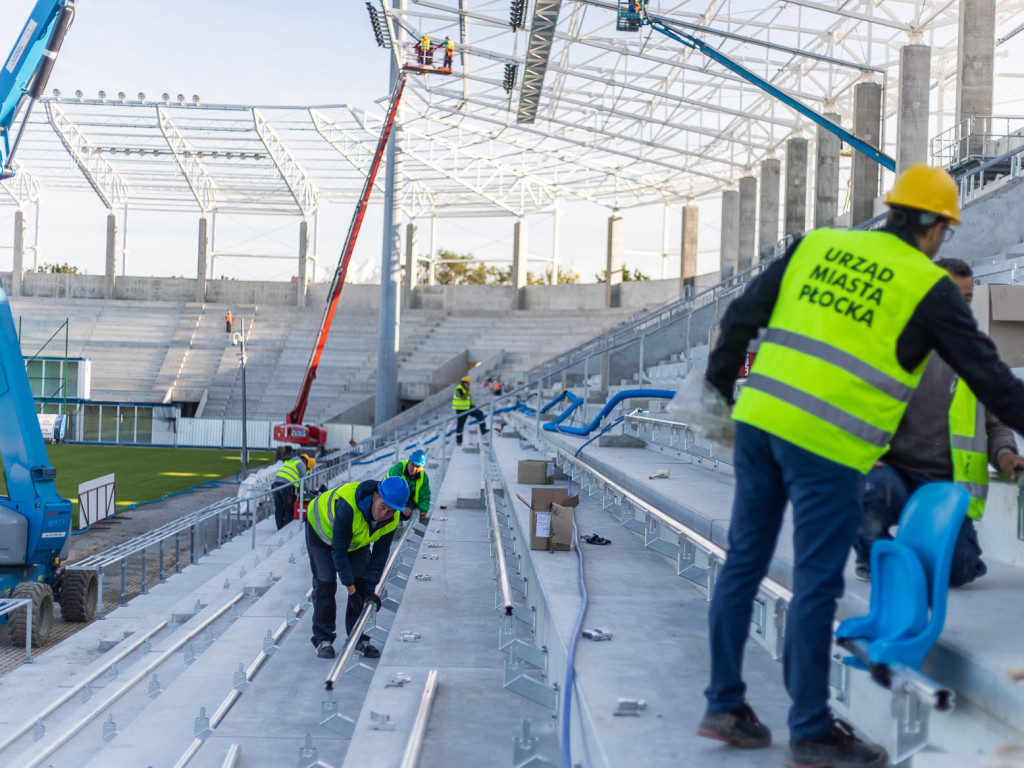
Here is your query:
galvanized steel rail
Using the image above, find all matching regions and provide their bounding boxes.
[398,669,439,768]
[484,475,514,616]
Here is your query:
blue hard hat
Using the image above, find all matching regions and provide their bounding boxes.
[409,449,427,467]
[378,476,410,511]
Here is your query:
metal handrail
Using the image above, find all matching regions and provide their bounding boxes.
[0,620,167,753]
[484,475,514,616]
[0,599,33,663]
[324,514,421,691]
[398,669,439,768]
[17,593,246,768]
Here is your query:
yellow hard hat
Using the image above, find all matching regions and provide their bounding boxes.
[884,163,961,225]
[460,376,471,384]
[299,453,315,470]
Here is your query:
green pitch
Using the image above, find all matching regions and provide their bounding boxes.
[1,445,275,525]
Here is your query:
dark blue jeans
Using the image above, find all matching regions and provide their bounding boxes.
[455,409,487,443]
[853,462,986,587]
[705,423,863,742]
[306,522,371,648]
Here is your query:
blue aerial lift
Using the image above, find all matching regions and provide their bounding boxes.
[1,0,95,648]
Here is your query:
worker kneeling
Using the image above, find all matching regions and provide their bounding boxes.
[273,453,314,530]
[305,476,410,659]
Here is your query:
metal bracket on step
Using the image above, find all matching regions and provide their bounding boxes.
[320,690,356,737]
[829,653,851,705]
[891,681,931,766]
[504,643,557,711]
[513,720,554,768]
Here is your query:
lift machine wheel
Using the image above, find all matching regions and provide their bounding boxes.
[59,569,98,623]
[9,582,55,648]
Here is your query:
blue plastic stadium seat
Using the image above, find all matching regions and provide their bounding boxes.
[836,482,969,670]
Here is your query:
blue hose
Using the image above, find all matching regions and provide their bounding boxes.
[544,388,675,436]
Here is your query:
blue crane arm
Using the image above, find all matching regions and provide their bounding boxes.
[0,284,72,564]
[646,17,896,173]
[0,0,76,179]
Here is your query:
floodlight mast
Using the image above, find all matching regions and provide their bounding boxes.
[0,0,76,179]
[273,72,408,447]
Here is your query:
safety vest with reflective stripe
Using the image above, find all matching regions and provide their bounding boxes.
[309,482,400,549]
[390,460,425,505]
[452,384,471,411]
[420,35,431,49]
[732,228,949,473]
[276,458,303,489]
[950,380,988,520]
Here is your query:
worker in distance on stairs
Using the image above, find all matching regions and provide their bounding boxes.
[273,453,314,530]
[698,163,1024,768]
[386,449,432,523]
[853,257,1024,586]
[305,476,410,660]
[452,375,488,447]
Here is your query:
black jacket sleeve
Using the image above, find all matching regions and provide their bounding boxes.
[899,279,1024,438]
[330,499,356,587]
[705,246,796,403]
[364,529,396,589]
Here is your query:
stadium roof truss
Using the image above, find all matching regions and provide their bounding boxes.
[2,0,1023,224]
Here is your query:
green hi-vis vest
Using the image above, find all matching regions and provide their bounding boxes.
[392,460,425,505]
[950,380,988,520]
[452,384,471,411]
[732,228,950,473]
[309,482,400,549]
[276,458,303,489]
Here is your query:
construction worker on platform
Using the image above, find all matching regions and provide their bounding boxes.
[853,257,1024,587]
[452,375,488,447]
[273,453,314,530]
[417,33,432,66]
[698,163,1024,768]
[386,449,432,523]
[225,310,232,333]
[442,35,454,69]
[306,476,410,659]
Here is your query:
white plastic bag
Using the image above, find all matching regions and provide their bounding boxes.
[665,367,735,449]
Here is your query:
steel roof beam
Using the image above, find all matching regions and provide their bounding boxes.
[156,107,219,213]
[252,107,320,218]
[518,0,563,124]
[45,102,129,210]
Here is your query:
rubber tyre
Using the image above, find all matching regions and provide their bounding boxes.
[9,582,54,648]
[59,570,98,623]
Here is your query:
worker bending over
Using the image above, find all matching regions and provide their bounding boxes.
[387,449,432,523]
[853,257,1024,586]
[306,476,410,659]
[452,375,488,446]
[699,163,1024,768]
[273,453,314,530]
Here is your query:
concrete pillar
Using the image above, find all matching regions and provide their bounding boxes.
[815,113,841,229]
[511,218,528,310]
[551,204,560,284]
[956,0,995,158]
[105,213,117,300]
[404,222,418,308]
[196,217,208,303]
[738,177,757,272]
[11,210,24,297]
[758,159,781,260]
[605,212,623,308]
[680,204,698,294]
[720,190,740,279]
[297,220,309,308]
[428,216,437,286]
[897,45,931,174]
[784,138,808,240]
[852,82,882,227]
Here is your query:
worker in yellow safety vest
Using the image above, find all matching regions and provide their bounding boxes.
[417,34,432,66]
[273,453,314,530]
[853,257,1024,587]
[697,163,1024,768]
[305,477,409,659]
[386,449,431,522]
[442,36,454,68]
[452,375,488,446]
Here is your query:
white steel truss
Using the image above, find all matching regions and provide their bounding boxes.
[157,107,219,213]
[252,107,321,219]
[45,101,129,210]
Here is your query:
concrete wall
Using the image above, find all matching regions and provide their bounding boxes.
[938,176,1024,265]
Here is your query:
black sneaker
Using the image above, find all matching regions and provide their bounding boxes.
[315,641,335,659]
[786,719,888,768]
[697,702,772,749]
[357,638,380,658]
[853,562,871,582]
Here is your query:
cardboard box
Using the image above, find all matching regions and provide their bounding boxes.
[518,459,555,485]
[520,488,579,551]
[974,284,1024,368]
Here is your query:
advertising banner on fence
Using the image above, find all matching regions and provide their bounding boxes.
[78,474,115,529]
